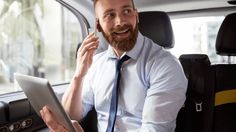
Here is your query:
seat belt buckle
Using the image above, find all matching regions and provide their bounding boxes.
[195,102,202,112]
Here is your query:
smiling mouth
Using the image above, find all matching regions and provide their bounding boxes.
[113,28,130,37]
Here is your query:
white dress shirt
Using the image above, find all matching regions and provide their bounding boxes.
[81,32,187,132]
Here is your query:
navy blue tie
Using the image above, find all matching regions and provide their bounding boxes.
[106,55,130,132]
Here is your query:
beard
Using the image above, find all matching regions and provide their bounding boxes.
[101,23,139,52]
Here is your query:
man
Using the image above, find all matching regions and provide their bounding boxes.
[40,0,187,131]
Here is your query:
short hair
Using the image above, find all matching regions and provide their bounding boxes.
[93,0,135,9]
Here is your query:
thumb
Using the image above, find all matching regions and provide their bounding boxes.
[71,120,84,132]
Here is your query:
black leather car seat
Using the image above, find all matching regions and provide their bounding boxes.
[213,12,236,132]
[176,54,214,132]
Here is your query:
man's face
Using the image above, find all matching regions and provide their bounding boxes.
[95,0,139,52]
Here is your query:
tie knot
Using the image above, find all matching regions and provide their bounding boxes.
[117,55,130,70]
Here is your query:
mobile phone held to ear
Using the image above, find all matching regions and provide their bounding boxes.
[94,18,98,36]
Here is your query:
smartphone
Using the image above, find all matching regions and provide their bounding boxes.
[94,18,98,36]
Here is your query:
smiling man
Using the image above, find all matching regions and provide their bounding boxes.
[40,0,187,131]
[96,0,138,56]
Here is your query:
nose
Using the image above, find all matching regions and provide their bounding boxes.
[115,14,125,26]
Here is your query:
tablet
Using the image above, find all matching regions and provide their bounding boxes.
[14,73,76,132]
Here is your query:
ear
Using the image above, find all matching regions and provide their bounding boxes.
[96,19,102,32]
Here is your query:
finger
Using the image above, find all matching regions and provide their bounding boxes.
[48,124,67,132]
[79,40,99,57]
[43,107,69,132]
[40,107,49,123]
[82,47,97,66]
[87,46,97,60]
[40,109,45,121]
[82,44,98,59]
[71,120,84,132]
[40,109,43,117]
[40,109,48,126]
[79,35,98,52]
[80,37,98,53]
[83,32,95,41]
[42,106,59,129]
[88,32,96,37]
[80,41,98,56]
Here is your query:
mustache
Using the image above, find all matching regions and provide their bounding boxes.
[110,24,133,34]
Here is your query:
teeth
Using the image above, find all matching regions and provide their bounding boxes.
[116,28,129,34]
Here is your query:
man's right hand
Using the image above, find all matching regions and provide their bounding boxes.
[75,32,99,78]
[40,106,84,132]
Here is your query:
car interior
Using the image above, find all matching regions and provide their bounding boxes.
[0,0,236,132]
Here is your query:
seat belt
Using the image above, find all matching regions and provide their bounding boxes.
[185,62,207,132]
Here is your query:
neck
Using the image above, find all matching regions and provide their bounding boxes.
[112,48,124,58]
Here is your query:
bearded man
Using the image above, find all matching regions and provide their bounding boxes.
[40,0,187,131]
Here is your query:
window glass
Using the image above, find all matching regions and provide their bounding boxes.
[169,16,236,64]
[0,0,83,94]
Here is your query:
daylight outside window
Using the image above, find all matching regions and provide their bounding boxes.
[0,0,82,94]
[169,16,236,64]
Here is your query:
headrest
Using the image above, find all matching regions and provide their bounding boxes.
[216,13,236,56]
[138,11,174,49]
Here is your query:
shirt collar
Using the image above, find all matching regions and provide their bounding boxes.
[106,32,144,60]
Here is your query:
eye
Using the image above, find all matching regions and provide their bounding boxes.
[124,9,131,15]
[105,12,116,20]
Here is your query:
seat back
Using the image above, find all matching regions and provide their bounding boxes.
[213,65,236,132]
[213,12,236,132]
[138,11,174,48]
[176,54,214,132]
[176,12,236,132]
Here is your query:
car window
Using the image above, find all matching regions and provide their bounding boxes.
[0,0,83,95]
[169,16,236,64]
